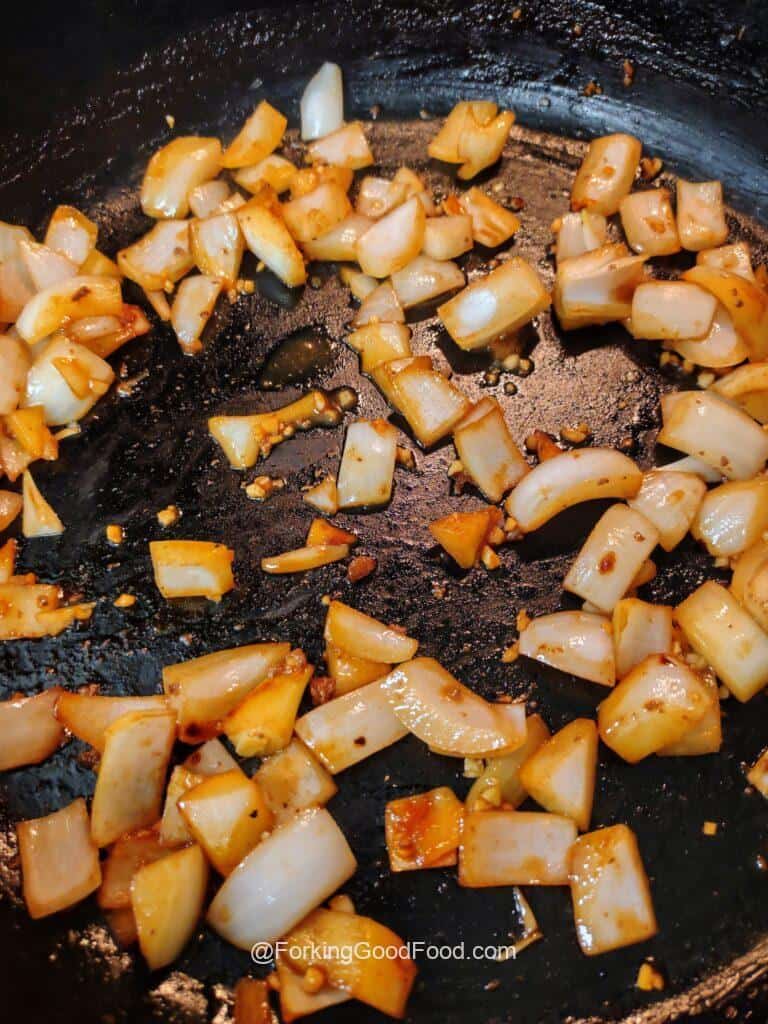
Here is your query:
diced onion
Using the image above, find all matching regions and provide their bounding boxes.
[661,454,723,482]
[564,504,659,613]
[676,179,728,251]
[428,101,498,162]
[132,844,208,969]
[0,687,65,771]
[390,254,464,308]
[66,304,151,360]
[0,581,93,640]
[307,123,373,170]
[457,187,520,247]
[170,274,222,355]
[747,749,768,798]
[356,196,426,278]
[612,598,673,679]
[350,322,412,374]
[381,657,526,756]
[118,221,194,291]
[234,154,297,196]
[183,736,242,777]
[188,179,232,218]
[356,175,409,220]
[554,210,608,264]
[385,358,470,446]
[16,275,122,345]
[353,280,404,326]
[627,470,706,551]
[423,214,474,261]
[256,738,338,824]
[282,183,352,243]
[22,469,64,537]
[619,188,680,256]
[190,212,245,287]
[658,391,768,480]
[453,397,529,503]
[336,418,398,509]
[207,808,357,948]
[429,508,499,570]
[682,265,768,360]
[518,719,598,831]
[0,332,31,415]
[324,599,418,663]
[505,447,642,532]
[697,241,755,282]
[456,109,515,179]
[385,786,463,870]
[261,543,349,573]
[519,610,615,687]
[465,713,551,811]
[692,479,768,557]
[55,692,170,751]
[149,539,234,600]
[237,203,306,287]
[0,490,23,532]
[222,100,287,169]
[24,336,114,425]
[302,475,339,514]
[459,810,577,886]
[44,205,98,264]
[339,265,377,301]
[326,643,390,696]
[98,828,169,909]
[303,213,373,262]
[666,304,748,368]
[630,281,716,340]
[571,134,642,216]
[159,765,202,846]
[553,243,647,330]
[300,62,344,140]
[438,257,550,350]
[0,222,35,321]
[19,239,78,291]
[713,361,768,422]
[676,580,768,702]
[141,137,222,218]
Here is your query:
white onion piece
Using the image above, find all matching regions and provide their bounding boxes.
[16,275,122,345]
[381,657,526,756]
[676,179,728,251]
[353,280,405,326]
[553,243,647,330]
[0,222,35,321]
[302,475,339,515]
[351,322,412,373]
[340,265,377,300]
[554,210,608,264]
[183,736,241,777]
[356,176,408,220]
[453,397,529,503]
[630,281,716,340]
[666,304,748,368]
[658,391,768,481]
[118,220,193,291]
[132,844,208,970]
[337,418,398,509]
[619,188,680,256]
[428,100,497,161]
[324,599,418,663]
[505,447,642,532]
[256,738,337,823]
[24,336,115,425]
[456,109,514,180]
[237,204,306,287]
[188,179,231,218]
[222,100,287,169]
[0,333,31,415]
[519,611,615,687]
[234,154,296,196]
[661,454,723,483]
[697,241,755,282]
[677,581,768,702]
[55,692,170,751]
[439,257,550,350]
[90,709,176,846]
[307,122,373,170]
[44,205,97,264]
[141,137,221,218]
[571,134,642,215]
[356,197,425,278]
[17,799,101,919]
[460,811,577,886]
[170,274,222,355]
[22,469,64,537]
[691,479,768,557]
[598,653,712,762]
[0,491,23,533]
[730,538,768,623]
[159,765,202,846]
[303,213,373,262]
[300,62,344,140]
[282,183,352,243]
[143,287,172,321]
[190,212,244,286]
[390,254,464,308]
[19,239,78,291]
[682,265,768,361]
[458,187,520,247]
[295,679,407,773]
[657,667,723,757]
[261,543,349,574]
[207,808,357,948]
[627,470,706,552]
[613,598,673,678]
[713,362,768,423]
[150,539,234,601]
[517,718,597,831]
[386,358,470,446]
[423,214,474,261]
[0,687,64,771]
[569,825,657,955]
[564,504,659,613]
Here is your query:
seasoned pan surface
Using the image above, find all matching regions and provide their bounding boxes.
[2,3,768,1022]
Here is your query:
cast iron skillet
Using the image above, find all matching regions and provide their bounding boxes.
[2,2,768,1021]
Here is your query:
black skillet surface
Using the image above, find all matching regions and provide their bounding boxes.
[2,2,768,1021]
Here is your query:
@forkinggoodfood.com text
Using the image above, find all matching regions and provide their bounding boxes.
[250,939,518,966]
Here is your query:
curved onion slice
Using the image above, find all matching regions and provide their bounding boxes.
[713,362,768,422]
[564,504,659,613]
[55,692,170,751]
[356,196,426,278]
[303,213,372,262]
[519,611,615,687]
[692,479,768,557]
[282,183,352,243]
[423,214,474,261]
[118,220,194,291]
[190,212,244,286]
[597,653,712,762]
[571,134,641,216]
[460,810,577,887]
[391,255,464,308]
[569,825,657,956]
[337,418,398,509]
[457,187,520,247]
[676,179,728,251]
[22,469,64,537]
[141,137,222,218]
[188,179,231,218]
[256,738,337,824]
[457,109,515,179]
[0,222,35,321]
[666,304,748,368]
[23,336,114,425]
[518,719,598,831]
[207,808,357,948]
[222,100,286,169]
[697,241,755,282]
[619,188,680,256]
[300,62,344,140]
[0,332,31,415]
[295,679,407,772]
[353,280,404,326]
[150,539,234,601]
[627,470,706,551]
[553,243,647,330]
[17,798,101,919]
[381,657,526,757]
[504,447,642,532]
[658,391,768,481]
[453,397,529,503]
[19,239,78,291]
[16,275,122,345]
[261,543,349,574]
[554,210,608,264]
[238,203,306,287]
[0,687,65,771]
[438,257,550,350]
[682,265,768,360]
[170,274,222,355]
[307,123,373,170]
[613,598,673,679]
[630,281,716,340]
[677,581,768,702]
[132,844,208,970]
[325,599,418,663]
